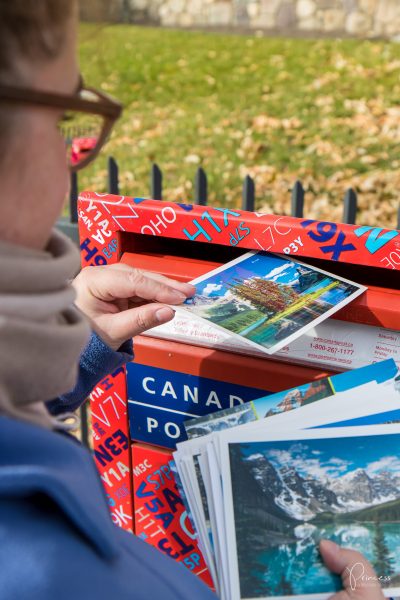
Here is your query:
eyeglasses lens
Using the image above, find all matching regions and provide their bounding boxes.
[58,92,105,168]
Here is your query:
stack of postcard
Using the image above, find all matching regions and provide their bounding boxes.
[173,358,400,599]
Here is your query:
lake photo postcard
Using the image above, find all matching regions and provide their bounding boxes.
[177,251,366,355]
[219,425,400,600]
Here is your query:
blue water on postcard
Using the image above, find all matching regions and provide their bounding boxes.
[242,522,400,597]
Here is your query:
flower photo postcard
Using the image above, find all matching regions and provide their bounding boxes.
[174,251,366,355]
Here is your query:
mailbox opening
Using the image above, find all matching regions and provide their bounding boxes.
[118,230,399,290]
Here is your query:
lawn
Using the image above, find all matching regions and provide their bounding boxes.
[78,24,400,228]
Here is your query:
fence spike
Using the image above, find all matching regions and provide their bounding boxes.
[107,156,119,195]
[194,167,208,205]
[343,188,358,224]
[291,180,304,218]
[69,171,78,224]
[242,175,255,211]
[150,163,162,200]
[79,402,89,448]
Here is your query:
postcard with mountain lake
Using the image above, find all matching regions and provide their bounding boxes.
[221,426,400,600]
[177,252,366,355]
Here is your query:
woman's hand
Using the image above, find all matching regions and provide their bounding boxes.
[72,263,195,350]
[320,540,386,600]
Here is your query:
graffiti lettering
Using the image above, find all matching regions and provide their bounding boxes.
[140,206,177,236]
[301,220,356,261]
[380,251,400,269]
[354,225,399,254]
[94,430,129,467]
[283,235,304,254]
[183,208,240,242]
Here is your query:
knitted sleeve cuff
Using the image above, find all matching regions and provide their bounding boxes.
[46,331,133,415]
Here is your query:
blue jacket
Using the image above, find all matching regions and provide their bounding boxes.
[0,334,216,600]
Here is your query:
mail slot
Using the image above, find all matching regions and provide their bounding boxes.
[78,191,400,585]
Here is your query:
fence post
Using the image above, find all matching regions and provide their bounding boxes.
[291,180,304,218]
[342,188,358,224]
[242,175,255,211]
[70,171,78,223]
[194,167,208,205]
[69,168,89,447]
[108,156,119,195]
[56,173,79,244]
[80,402,90,448]
[150,163,163,200]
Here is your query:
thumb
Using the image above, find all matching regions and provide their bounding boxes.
[320,540,385,600]
[95,303,175,349]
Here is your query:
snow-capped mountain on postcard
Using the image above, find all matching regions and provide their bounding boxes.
[243,451,400,521]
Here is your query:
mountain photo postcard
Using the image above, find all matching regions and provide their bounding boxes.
[219,425,400,600]
[175,251,366,355]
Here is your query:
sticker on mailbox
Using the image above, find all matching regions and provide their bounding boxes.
[126,363,270,448]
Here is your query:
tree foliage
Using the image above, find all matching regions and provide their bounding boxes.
[231,277,298,314]
[373,520,394,578]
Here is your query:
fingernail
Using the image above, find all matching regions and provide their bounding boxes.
[156,307,175,323]
[170,291,187,302]
[320,539,339,552]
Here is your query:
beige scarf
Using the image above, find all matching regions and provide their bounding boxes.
[0,229,90,429]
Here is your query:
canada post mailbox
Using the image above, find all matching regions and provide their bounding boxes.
[78,191,400,583]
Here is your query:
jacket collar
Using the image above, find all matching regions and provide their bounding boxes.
[0,416,119,559]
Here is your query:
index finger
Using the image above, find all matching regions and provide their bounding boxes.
[110,262,196,297]
[319,540,385,600]
[82,265,194,305]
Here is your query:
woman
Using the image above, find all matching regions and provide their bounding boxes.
[0,2,385,599]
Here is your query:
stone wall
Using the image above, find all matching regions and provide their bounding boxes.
[80,0,400,38]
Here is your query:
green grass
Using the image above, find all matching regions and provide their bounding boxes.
[78,25,400,228]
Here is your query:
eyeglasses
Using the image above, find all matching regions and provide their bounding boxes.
[0,79,123,171]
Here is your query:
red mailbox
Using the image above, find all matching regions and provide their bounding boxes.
[78,191,399,586]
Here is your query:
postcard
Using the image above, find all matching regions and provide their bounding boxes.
[219,424,400,600]
[206,440,233,600]
[173,443,217,579]
[209,380,400,447]
[184,359,398,439]
[175,251,366,355]
[169,457,217,585]
[315,370,400,429]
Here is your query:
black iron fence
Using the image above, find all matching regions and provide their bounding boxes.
[60,155,400,446]
[68,155,400,228]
